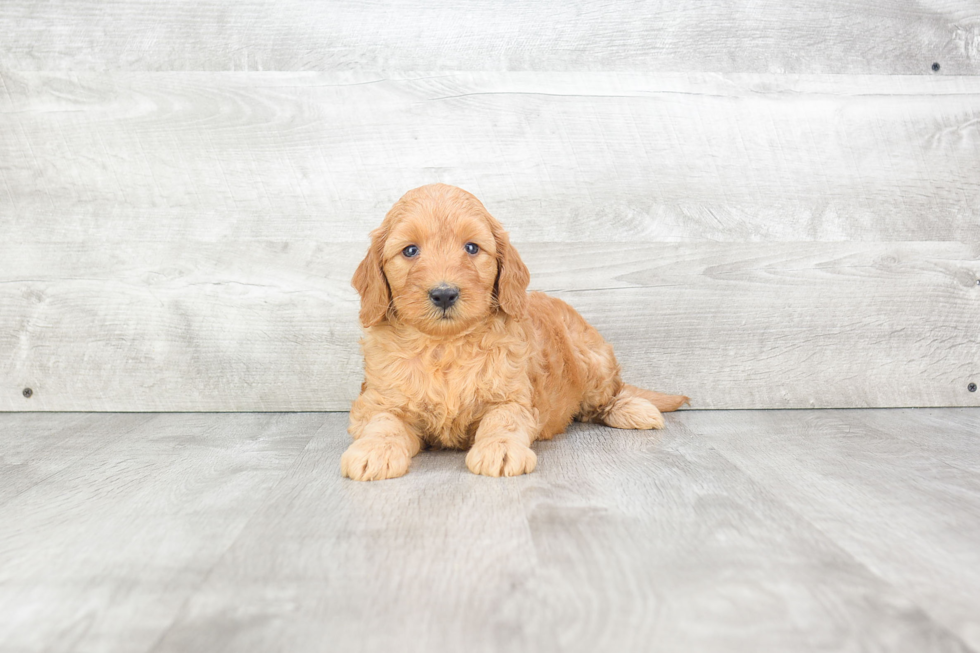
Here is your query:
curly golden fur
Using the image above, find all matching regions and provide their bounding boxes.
[342,184,688,480]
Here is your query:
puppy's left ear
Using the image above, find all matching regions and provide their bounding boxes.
[352,226,390,327]
[491,220,530,320]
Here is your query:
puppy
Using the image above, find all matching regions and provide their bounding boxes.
[342,184,688,480]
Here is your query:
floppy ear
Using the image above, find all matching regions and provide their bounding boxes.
[492,222,530,320]
[351,226,390,327]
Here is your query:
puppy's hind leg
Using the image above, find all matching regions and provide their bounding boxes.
[599,384,689,431]
[564,303,688,430]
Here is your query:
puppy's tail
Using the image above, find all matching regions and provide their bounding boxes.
[600,384,689,431]
[624,384,689,412]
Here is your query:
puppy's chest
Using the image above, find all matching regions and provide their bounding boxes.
[373,345,510,445]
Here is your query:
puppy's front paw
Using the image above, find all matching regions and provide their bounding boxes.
[466,437,537,477]
[341,437,411,481]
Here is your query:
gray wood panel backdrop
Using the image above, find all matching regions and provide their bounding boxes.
[1,1,978,411]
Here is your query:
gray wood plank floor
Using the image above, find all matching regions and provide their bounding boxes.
[1,409,978,652]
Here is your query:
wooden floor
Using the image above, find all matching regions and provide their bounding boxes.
[1,409,978,652]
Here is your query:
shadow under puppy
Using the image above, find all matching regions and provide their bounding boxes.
[343,184,688,480]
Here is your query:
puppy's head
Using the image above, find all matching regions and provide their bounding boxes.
[352,184,529,336]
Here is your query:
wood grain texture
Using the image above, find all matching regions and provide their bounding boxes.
[2,240,977,411]
[684,409,980,650]
[849,408,980,473]
[0,412,154,505]
[2,72,978,243]
[2,409,979,652]
[2,71,978,411]
[0,1,978,74]
[0,412,320,653]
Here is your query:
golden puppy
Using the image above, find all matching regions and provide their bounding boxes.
[343,184,688,480]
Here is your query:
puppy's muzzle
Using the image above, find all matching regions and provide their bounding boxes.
[428,284,460,310]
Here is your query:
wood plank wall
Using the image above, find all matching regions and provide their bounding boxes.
[1,2,978,410]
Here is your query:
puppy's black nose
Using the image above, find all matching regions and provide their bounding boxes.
[428,284,459,310]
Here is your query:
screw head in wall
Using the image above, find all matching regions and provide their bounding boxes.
[22,388,33,398]
[932,62,941,72]
[970,383,978,393]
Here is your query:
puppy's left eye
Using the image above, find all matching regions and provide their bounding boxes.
[464,242,479,255]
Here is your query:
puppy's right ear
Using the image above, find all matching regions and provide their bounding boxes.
[352,226,390,327]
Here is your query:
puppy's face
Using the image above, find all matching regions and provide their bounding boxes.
[382,202,498,336]
[353,184,530,336]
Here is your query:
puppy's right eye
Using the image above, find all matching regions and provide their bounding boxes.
[402,245,420,258]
